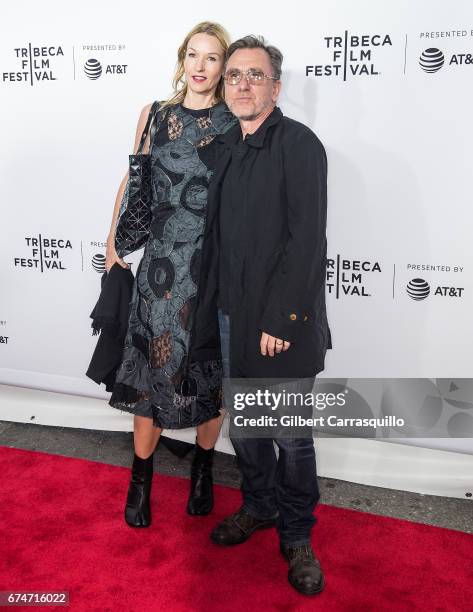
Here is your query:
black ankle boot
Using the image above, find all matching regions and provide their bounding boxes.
[186,443,214,516]
[124,452,154,527]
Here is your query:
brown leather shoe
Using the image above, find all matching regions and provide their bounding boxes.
[210,508,276,545]
[280,543,324,595]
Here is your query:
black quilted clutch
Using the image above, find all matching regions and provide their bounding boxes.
[115,101,162,257]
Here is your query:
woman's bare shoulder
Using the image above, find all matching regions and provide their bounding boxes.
[132,102,156,153]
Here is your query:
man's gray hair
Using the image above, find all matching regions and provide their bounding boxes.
[226,35,283,79]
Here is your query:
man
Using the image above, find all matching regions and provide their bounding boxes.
[194,36,331,596]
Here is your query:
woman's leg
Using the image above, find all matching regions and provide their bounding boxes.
[196,411,225,450]
[125,416,162,527]
[133,415,162,457]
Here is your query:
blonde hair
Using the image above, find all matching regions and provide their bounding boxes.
[161,21,230,109]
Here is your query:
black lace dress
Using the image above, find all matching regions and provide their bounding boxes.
[109,102,236,428]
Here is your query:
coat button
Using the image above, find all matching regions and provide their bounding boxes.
[289,313,297,321]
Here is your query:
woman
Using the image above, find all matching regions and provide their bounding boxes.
[105,22,236,527]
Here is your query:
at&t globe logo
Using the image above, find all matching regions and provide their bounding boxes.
[419,48,445,73]
[84,58,102,80]
[92,253,106,273]
[406,278,430,300]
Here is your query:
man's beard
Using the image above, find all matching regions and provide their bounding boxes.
[237,112,259,121]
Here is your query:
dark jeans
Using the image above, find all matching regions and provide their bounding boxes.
[217,310,319,547]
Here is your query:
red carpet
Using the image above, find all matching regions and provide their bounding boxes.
[1,446,472,612]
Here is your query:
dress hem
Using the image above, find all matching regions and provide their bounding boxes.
[108,399,222,430]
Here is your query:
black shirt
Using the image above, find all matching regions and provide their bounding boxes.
[218,130,253,313]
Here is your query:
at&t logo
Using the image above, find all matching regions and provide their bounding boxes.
[419,47,473,73]
[406,278,430,300]
[92,253,106,273]
[0,321,9,345]
[419,48,445,73]
[84,58,127,79]
[406,278,464,300]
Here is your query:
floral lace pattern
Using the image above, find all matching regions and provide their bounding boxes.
[109,102,237,429]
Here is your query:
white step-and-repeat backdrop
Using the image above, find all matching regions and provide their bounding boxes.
[1,0,472,454]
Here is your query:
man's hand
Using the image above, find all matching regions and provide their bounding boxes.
[260,332,291,357]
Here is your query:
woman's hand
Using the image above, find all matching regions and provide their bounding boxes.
[105,236,129,272]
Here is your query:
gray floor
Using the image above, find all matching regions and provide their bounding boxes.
[1,419,472,534]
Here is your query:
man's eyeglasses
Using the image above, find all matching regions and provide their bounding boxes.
[223,68,279,86]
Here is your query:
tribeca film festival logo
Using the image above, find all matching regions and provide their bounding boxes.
[418,29,473,73]
[326,255,381,298]
[2,45,65,84]
[79,44,127,80]
[13,236,73,271]
[405,263,464,300]
[306,32,393,81]
[0,320,8,346]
